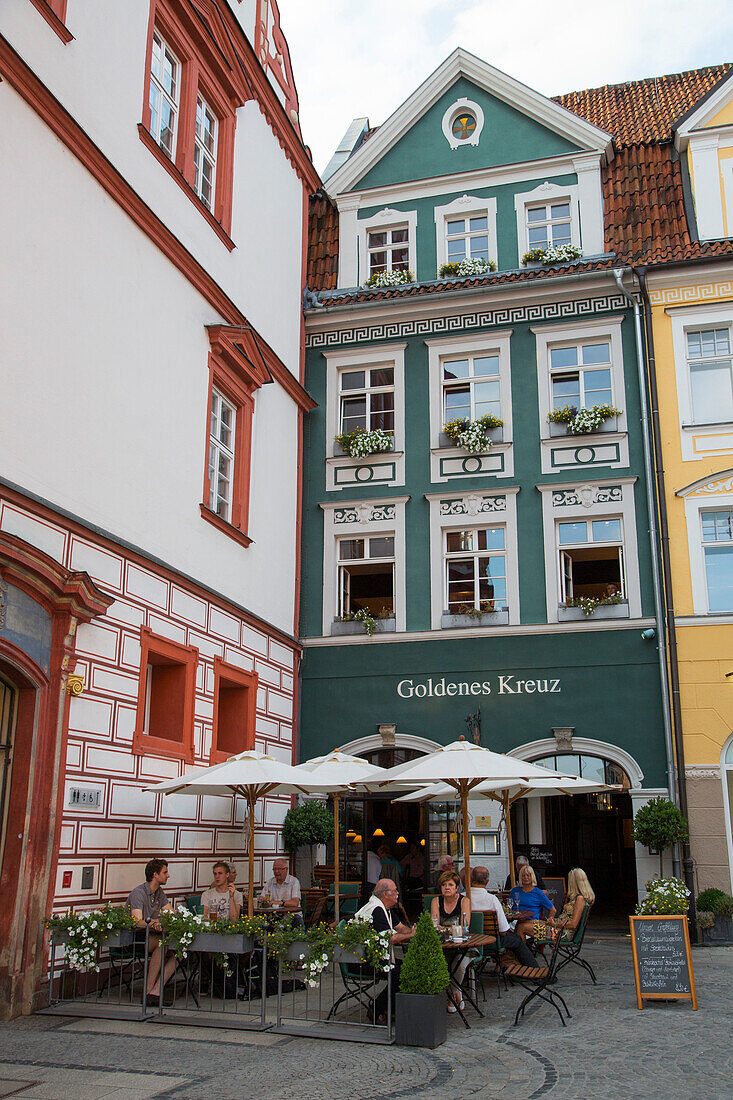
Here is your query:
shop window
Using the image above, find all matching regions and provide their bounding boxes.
[339,366,394,435]
[442,352,501,425]
[133,628,198,762]
[557,518,625,604]
[444,527,507,613]
[338,536,394,617]
[686,327,733,424]
[210,658,258,764]
[550,341,613,412]
[701,509,733,612]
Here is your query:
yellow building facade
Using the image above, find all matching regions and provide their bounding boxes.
[647,68,733,892]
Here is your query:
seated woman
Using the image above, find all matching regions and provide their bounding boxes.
[509,864,555,942]
[546,867,595,940]
[430,871,471,1013]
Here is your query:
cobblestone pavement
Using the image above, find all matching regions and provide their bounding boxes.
[0,940,732,1100]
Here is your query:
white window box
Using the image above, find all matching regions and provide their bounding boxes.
[333,441,400,459]
[438,427,503,448]
[441,610,509,629]
[331,617,396,636]
[548,416,618,438]
[557,601,629,622]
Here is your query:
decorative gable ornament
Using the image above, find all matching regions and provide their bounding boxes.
[442,98,485,149]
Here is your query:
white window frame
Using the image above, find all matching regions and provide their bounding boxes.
[441,350,502,427]
[357,208,417,285]
[514,181,580,259]
[427,490,520,629]
[149,29,180,160]
[681,480,733,615]
[194,91,218,212]
[669,303,733,461]
[555,516,626,604]
[320,497,409,635]
[443,525,508,615]
[338,363,396,437]
[208,387,236,523]
[434,194,498,271]
[337,535,395,618]
[324,344,406,490]
[549,337,615,414]
[533,316,626,439]
[427,331,513,446]
[538,478,641,622]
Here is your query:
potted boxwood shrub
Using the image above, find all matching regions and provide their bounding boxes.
[632,796,690,877]
[395,911,450,1048]
[696,888,733,945]
[283,798,334,888]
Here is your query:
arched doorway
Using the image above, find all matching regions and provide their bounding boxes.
[509,749,637,922]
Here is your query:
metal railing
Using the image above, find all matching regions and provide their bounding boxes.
[44,926,154,1020]
[273,946,393,1043]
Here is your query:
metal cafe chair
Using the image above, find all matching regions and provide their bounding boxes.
[326,921,383,1023]
[555,902,596,984]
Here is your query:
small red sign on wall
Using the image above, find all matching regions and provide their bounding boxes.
[62,871,72,889]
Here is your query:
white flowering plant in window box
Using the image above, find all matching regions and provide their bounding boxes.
[522,245,582,265]
[363,269,415,289]
[635,877,690,916]
[334,426,394,458]
[547,403,621,435]
[443,414,503,454]
[438,258,497,278]
[563,594,623,617]
[45,903,138,972]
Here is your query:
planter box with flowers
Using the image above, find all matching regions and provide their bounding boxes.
[558,597,627,621]
[44,903,139,972]
[160,909,267,971]
[363,270,415,290]
[547,404,621,436]
[333,428,394,460]
[442,604,508,628]
[442,414,504,454]
[438,258,497,280]
[268,916,393,989]
[522,244,583,267]
[332,609,395,636]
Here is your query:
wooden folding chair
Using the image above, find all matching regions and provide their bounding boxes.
[504,930,570,1027]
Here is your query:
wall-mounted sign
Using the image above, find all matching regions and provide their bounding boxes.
[396,675,562,699]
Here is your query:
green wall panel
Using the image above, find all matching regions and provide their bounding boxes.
[353,77,582,191]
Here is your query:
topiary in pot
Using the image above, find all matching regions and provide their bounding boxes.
[632,796,689,877]
[395,912,450,1047]
[282,800,334,887]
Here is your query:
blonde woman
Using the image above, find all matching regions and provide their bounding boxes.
[547,868,595,940]
[509,864,555,942]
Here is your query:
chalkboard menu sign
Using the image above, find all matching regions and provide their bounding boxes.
[629,916,698,1010]
[542,877,566,915]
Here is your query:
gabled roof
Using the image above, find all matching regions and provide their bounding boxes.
[673,66,733,150]
[325,47,613,197]
[554,64,731,147]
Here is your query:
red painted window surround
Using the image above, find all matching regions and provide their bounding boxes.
[200,324,271,549]
[140,0,247,243]
[133,627,198,763]
[27,0,73,43]
[210,657,258,763]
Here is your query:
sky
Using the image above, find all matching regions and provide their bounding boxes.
[275,0,733,177]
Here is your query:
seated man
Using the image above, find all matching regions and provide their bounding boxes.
[470,866,538,969]
[262,859,301,911]
[355,879,415,1023]
[202,861,243,921]
[504,855,546,891]
[126,857,176,1004]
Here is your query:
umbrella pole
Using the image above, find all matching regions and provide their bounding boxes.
[334,793,340,923]
[504,792,516,887]
[247,792,256,918]
[460,781,471,915]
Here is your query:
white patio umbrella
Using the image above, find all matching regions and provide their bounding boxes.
[372,738,573,893]
[293,749,389,920]
[394,774,616,885]
[146,749,311,916]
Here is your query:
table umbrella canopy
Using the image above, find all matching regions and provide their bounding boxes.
[372,738,574,891]
[146,749,312,914]
[293,749,389,919]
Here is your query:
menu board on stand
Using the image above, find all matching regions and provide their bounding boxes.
[629,915,698,1010]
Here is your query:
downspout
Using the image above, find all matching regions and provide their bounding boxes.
[632,267,695,918]
[612,269,679,868]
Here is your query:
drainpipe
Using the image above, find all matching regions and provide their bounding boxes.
[612,269,678,815]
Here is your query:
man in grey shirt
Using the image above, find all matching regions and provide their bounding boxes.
[126,858,176,1004]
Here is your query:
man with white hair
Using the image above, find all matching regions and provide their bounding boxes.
[355,879,415,1024]
[262,858,301,911]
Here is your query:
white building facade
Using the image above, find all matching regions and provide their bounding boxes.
[0,0,318,1016]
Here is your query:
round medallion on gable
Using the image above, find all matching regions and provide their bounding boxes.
[441,97,485,150]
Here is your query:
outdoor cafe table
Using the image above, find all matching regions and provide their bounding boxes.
[441,934,496,1029]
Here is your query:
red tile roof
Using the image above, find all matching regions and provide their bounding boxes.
[306,64,733,297]
[553,65,732,147]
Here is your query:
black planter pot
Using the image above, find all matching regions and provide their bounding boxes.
[700,917,733,945]
[395,991,447,1048]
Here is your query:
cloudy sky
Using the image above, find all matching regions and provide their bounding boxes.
[276,0,733,176]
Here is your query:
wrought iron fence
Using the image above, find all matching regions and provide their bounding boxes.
[44,926,155,1020]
